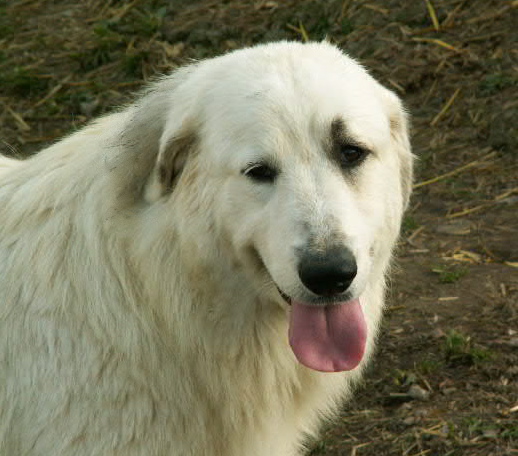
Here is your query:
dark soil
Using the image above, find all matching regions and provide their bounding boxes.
[1,0,517,454]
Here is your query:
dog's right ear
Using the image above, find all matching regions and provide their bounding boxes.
[144,127,198,202]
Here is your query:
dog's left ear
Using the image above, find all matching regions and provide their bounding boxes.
[382,88,414,210]
[145,127,198,202]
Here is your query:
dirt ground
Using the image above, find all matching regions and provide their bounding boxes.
[1,0,517,454]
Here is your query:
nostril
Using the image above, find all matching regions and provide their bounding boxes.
[327,270,356,295]
[297,247,357,297]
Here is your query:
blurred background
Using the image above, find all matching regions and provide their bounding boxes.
[1,0,517,454]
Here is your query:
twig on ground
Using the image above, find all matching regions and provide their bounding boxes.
[412,37,463,53]
[407,226,425,245]
[465,5,512,24]
[351,442,371,456]
[6,105,31,131]
[413,151,496,189]
[286,21,310,42]
[447,187,518,219]
[31,75,72,111]
[430,87,461,126]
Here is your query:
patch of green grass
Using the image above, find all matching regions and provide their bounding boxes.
[479,73,517,96]
[416,358,443,375]
[432,265,467,284]
[465,416,485,433]
[460,418,518,442]
[339,18,354,35]
[72,22,124,71]
[73,4,168,72]
[392,369,417,387]
[94,5,167,38]
[0,4,13,39]
[463,417,502,440]
[443,330,492,366]
[500,424,518,439]
[307,16,331,39]
[402,215,419,233]
[444,330,468,355]
[287,3,354,41]
[2,67,49,97]
[308,440,328,455]
[122,51,147,77]
[130,6,167,37]
[443,177,483,199]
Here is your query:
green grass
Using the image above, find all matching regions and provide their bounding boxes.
[402,215,419,233]
[392,369,417,387]
[308,440,328,455]
[479,73,517,96]
[0,3,13,39]
[129,6,167,37]
[2,67,49,97]
[72,23,122,71]
[462,417,518,441]
[72,4,168,73]
[432,265,467,284]
[443,330,492,366]
[122,51,147,77]
[500,424,518,440]
[416,358,443,375]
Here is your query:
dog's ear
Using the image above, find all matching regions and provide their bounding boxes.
[382,89,414,210]
[134,68,200,203]
[110,66,201,205]
[145,128,198,202]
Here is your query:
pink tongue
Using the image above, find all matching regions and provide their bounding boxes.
[289,298,367,372]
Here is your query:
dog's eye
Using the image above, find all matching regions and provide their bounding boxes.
[243,163,277,183]
[338,144,368,168]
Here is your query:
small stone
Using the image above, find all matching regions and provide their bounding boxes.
[408,384,430,401]
[79,98,99,117]
[436,220,472,235]
[482,429,499,439]
[441,387,457,395]
[403,415,416,425]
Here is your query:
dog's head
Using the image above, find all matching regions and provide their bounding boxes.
[141,42,413,372]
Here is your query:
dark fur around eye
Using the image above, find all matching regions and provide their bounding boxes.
[243,163,278,183]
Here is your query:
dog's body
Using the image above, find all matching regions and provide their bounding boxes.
[0,42,412,455]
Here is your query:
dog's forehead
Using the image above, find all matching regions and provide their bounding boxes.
[213,49,382,113]
[200,44,392,164]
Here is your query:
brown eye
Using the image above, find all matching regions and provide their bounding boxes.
[338,144,368,168]
[243,163,278,183]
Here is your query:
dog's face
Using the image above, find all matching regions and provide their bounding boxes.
[148,42,412,371]
[196,44,412,303]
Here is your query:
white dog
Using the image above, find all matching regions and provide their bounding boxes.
[0,41,412,455]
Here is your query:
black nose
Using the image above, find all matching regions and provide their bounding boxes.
[297,246,357,297]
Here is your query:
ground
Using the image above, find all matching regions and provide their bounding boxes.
[1,0,517,454]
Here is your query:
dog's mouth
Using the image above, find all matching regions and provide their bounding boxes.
[250,247,367,373]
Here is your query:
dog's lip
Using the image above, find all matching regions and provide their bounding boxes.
[275,285,355,307]
[276,286,292,305]
[253,249,292,306]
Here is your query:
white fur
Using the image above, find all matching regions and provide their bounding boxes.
[0,41,413,455]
